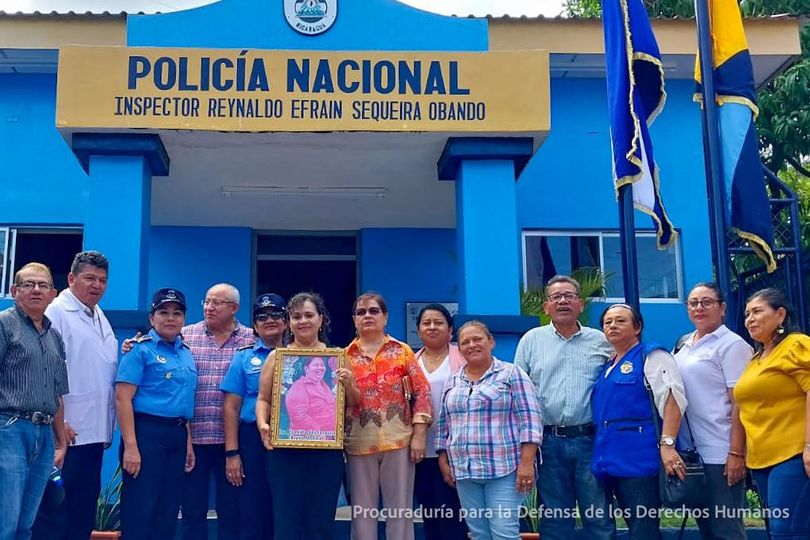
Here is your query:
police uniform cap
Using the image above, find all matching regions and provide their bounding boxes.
[253,293,286,317]
[151,288,187,313]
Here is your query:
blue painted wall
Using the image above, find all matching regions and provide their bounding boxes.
[358,228,458,343]
[0,74,87,222]
[128,0,487,51]
[148,226,254,325]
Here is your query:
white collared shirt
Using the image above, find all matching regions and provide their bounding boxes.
[674,325,752,464]
[46,289,119,445]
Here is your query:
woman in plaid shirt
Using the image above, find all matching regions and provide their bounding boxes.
[436,321,543,540]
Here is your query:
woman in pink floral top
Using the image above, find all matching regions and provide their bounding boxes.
[345,292,432,540]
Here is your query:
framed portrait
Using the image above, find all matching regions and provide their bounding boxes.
[270,347,346,449]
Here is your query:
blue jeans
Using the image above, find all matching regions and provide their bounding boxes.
[456,472,525,540]
[752,454,810,540]
[0,414,55,540]
[538,434,615,540]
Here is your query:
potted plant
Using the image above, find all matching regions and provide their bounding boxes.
[519,486,540,539]
[91,465,122,539]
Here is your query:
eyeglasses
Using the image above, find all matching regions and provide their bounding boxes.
[686,298,720,310]
[16,281,54,292]
[202,299,236,308]
[354,307,383,317]
[255,311,285,322]
[547,292,579,303]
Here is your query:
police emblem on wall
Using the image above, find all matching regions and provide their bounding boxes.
[284,0,337,35]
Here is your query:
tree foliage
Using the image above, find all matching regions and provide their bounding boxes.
[563,0,810,174]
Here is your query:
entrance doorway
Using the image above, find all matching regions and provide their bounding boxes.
[255,233,357,347]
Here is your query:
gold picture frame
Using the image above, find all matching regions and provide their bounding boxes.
[270,347,346,449]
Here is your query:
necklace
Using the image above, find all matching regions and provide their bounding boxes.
[422,345,449,370]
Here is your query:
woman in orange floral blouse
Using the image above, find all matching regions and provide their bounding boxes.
[345,292,432,540]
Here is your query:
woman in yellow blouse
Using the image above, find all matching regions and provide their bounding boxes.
[344,292,432,540]
[735,288,810,538]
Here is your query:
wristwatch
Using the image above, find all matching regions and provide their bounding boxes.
[659,436,676,448]
[225,449,240,458]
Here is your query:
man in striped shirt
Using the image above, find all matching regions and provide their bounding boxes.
[181,283,254,540]
[514,275,615,540]
[0,262,69,540]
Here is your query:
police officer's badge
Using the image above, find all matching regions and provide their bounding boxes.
[157,355,168,364]
[619,361,633,374]
[250,357,262,366]
[284,0,337,36]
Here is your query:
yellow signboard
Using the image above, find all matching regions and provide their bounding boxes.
[56,46,549,133]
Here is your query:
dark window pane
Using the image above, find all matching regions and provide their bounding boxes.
[603,235,680,299]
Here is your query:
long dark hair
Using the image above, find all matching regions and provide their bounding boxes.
[285,291,332,345]
[745,288,801,352]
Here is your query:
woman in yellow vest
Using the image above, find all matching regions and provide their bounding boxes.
[735,288,810,538]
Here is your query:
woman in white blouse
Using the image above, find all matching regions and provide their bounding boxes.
[412,304,468,540]
[591,303,687,540]
[674,283,751,540]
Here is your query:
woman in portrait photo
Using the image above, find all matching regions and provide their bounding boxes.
[285,356,337,436]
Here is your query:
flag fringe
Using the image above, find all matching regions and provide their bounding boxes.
[731,227,777,273]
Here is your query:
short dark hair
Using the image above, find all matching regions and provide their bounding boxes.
[600,303,644,338]
[745,288,800,351]
[71,251,109,275]
[286,291,332,345]
[416,303,453,329]
[545,275,582,296]
[353,291,388,315]
[689,282,724,304]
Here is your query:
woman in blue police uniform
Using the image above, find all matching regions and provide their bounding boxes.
[221,293,287,540]
[115,288,197,540]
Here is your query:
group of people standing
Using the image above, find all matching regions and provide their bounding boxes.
[1,251,809,540]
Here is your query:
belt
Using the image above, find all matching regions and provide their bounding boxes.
[543,423,594,438]
[0,410,54,425]
[134,412,187,426]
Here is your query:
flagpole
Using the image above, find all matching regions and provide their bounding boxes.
[619,184,641,310]
[695,0,736,329]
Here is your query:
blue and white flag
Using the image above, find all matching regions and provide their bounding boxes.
[602,0,677,248]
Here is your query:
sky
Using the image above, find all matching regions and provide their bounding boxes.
[0,0,565,16]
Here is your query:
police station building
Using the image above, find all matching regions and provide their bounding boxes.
[0,0,802,355]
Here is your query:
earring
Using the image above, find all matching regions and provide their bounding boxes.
[777,324,785,335]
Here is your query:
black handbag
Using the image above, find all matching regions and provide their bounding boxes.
[643,352,708,510]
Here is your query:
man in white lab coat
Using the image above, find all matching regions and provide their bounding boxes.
[32,251,119,540]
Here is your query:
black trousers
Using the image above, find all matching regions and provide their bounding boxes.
[120,416,188,540]
[266,448,344,540]
[414,457,468,540]
[237,423,272,540]
[32,442,105,540]
[182,443,240,540]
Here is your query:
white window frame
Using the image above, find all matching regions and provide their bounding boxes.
[521,230,684,304]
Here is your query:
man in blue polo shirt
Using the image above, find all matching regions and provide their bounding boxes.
[0,262,69,540]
